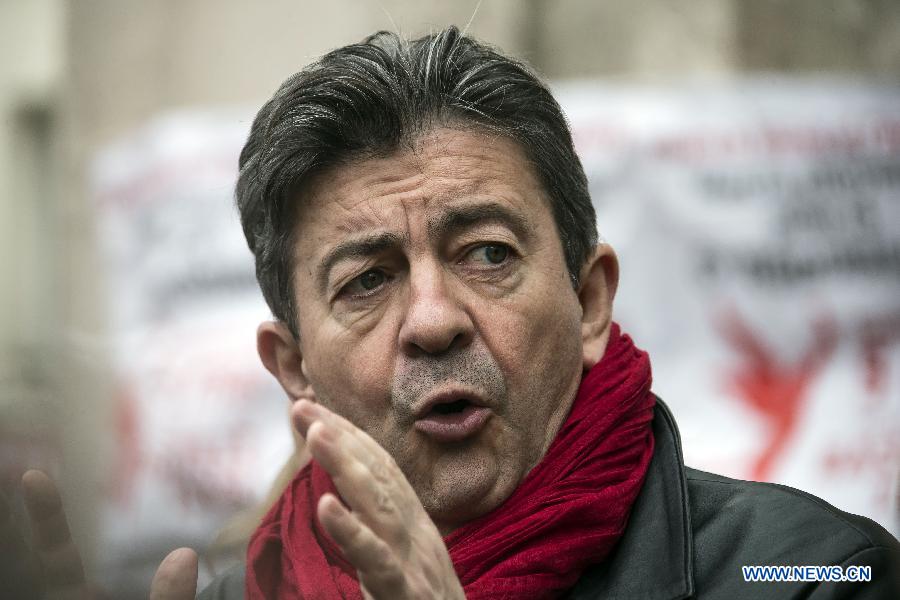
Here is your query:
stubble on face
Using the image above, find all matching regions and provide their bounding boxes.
[292,127,587,532]
[385,341,509,516]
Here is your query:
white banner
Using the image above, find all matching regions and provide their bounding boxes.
[556,78,900,534]
[91,111,293,587]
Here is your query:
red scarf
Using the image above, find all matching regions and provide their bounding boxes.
[246,323,656,599]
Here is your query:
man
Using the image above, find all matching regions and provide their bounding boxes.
[6,26,900,599]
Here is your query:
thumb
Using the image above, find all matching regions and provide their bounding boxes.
[150,548,198,600]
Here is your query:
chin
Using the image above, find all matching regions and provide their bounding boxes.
[418,451,519,533]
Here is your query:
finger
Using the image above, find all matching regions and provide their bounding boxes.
[305,421,401,529]
[294,401,409,489]
[22,470,87,589]
[0,486,34,563]
[304,419,372,475]
[293,400,391,492]
[149,548,198,600]
[22,470,73,550]
[317,494,406,594]
[296,402,419,534]
[0,487,43,599]
[293,400,385,464]
[293,400,354,440]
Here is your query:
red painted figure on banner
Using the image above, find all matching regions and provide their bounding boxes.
[719,309,838,481]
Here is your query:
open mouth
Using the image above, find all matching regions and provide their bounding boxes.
[430,398,471,415]
[414,396,491,442]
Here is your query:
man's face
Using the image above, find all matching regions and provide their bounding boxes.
[290,128,587,533]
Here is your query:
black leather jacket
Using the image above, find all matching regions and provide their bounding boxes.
[567,399,900,599]
[199,399,900,599]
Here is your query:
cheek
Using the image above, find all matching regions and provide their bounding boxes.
[484,282,583,395]
[303,320,397,427]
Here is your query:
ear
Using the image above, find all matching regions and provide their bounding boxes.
[578,243,619,371]
[257,321,316,402]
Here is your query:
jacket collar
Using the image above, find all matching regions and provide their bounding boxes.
[568,397,695,599]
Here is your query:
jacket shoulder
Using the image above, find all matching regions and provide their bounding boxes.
[685,467,898,555]
[684,467,900,597]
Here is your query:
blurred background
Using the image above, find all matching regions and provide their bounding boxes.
[2,0,899,596]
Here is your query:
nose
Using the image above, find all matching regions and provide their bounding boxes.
[398,261,474,357]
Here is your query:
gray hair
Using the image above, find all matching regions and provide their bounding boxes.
[236,26,597,337]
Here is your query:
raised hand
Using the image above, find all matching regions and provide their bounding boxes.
[1,471,44,599]
[0,470,99,600]
[293,399,466,600]
[0,470,140,600]
[1,470,197,600]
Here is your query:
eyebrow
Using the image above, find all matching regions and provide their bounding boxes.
[316,231,406,294]
[426,201,535,241]
[316,201,535,294]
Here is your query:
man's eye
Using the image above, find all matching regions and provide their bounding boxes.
[343,269,387,296]
[468,244,510,265]
[358,270,385,290]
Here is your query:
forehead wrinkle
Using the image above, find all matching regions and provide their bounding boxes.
[426,199,537,241]
[334,204,390,235]
[325,181,419,236]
